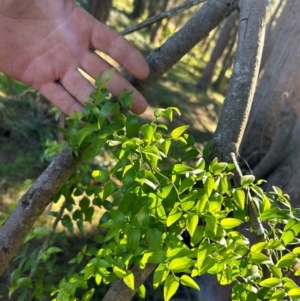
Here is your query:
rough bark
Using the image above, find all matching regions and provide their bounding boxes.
[209,0,266,168]
[241,0,300,174]
[198,11,238,91]
[0,0,238,279]
[89,0,112,24]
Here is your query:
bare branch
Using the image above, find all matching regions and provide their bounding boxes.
[121,0,206,36]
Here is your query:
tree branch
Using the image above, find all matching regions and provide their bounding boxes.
[129,0,238,94]
[0,147,81,274]
[209,0,266,173]
[121,0,206,36]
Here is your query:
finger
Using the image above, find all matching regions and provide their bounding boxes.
[60,69,95,104]
[87,14,150,80]
[39,81,83,115]
[80,51,147,114]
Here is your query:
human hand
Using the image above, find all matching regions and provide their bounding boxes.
[0,0,150,115]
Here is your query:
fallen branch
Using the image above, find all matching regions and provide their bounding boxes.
[121,0,206,36]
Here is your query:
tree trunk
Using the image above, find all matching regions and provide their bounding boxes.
[241,0,300,203]
[89,0,113,24]
[198,11,238,91]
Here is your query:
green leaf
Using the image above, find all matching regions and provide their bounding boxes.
[77,127,97,146]
[180,275,200,290]
[190,226,205,246]
[126,115,140,138]
[92,169,110,183]
[250,242,268,253]
[276,253,297,268]
[220,218,243,229]
[293,247,300,255]
[104,225,121,242]
[281,219,300,245]
[169,257,194,273]
[137,206,150,227]
[211,162,227,174]
[160,140,172,156]
[249,253,273,265]
[17,277,33,289]
[179,177,195,194]
[259,277,281,288]
[181,191,197,211]
[99,102,118,125]
[123,271,135,290]
[147,228,162,251]
[173,164,193,174]
[171,125,189,139]
[138,170,160,189]
[204,177,215,197]
[148,250,167,264]
[91,137,105,157]
[122,165,137,188]
[241,175,255,187]
[182,149,200,161]
[288,288,300,298]
[196,193,208,214]
[186,214,199,237]
[164,275,179,301]
[110,210,127,225]
[82,288,95,301]
[140,124,157,141]
[127,228,141,254]
[138,284,146,299]
[233,189,246,210]
[270,289,285,300]
[269,265,282,278]
[205,215,217,235]
[166,207,183,227]
[113,265,127,278]
[153,264,169,289]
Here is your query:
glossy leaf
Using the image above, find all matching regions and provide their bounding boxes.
[171,125,189,139]
[259,277,281,288]
[220,218,243,229]
[164,275,180,301]
[180,275,200,290]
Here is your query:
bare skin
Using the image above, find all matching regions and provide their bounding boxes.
[0,0,150,115]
